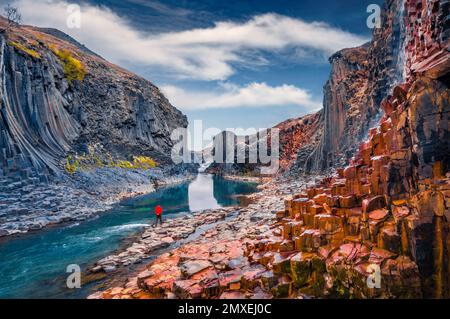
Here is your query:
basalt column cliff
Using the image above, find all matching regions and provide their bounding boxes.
[304,0,420,172]
[264,0,449,298]
[0,18,187,182]
[0,18,189,236]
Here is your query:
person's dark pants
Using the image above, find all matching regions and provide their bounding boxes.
[154,215,163,227]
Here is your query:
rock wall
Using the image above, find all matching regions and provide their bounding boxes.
[304,0,411,172]
[245,0,449,298]
[206,112,322,176]
[0,18,187,186]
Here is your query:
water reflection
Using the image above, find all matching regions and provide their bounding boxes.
[188,174,220,211]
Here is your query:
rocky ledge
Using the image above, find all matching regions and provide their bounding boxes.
[87,176,322,299]
[91,208,239,273]
[0,167,194,237]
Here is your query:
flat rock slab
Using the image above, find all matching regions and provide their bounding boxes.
[180,260,213,278]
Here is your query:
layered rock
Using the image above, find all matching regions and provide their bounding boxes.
[304,45,372,171]
[304,0,413,172]
[0,17,187,185]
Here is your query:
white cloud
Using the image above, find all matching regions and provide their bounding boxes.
[161,82,322,111]
[13,0,368,81]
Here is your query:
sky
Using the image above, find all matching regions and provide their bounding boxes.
[3,0,383,150]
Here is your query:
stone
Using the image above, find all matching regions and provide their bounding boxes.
[314,214,343,235]
[218,270,242,290]
[219,291,246,299]
[295,229,321,252]
[270,276,292,298]
[180,260,213,278]
[339,195,358,208]
[290,252,325,288]
[173,280,203,298]
[260,271,277,290]
[272,253,292,274]
[362,195,387,216]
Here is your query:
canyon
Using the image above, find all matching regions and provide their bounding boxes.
[0,0,448,299]
[88,0,450,299]
[0,17,195,236]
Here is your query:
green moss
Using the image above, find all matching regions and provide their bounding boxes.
[290,259,311,287]
[9,41,41,59]
[270,282,291,298]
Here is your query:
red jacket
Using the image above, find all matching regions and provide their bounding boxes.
[155,205,162,216]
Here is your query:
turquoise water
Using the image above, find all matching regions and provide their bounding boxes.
[0,174,258,299]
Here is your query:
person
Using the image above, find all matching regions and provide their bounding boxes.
[153,204,163,227]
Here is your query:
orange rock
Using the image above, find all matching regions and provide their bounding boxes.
[309,204,324,215]
[313,193,328,205]
[362,195,387,215]
[173,279,202,298]
[339,195,358,208]
[369,209,389,221]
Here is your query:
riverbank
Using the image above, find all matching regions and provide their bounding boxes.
[90,208,239,274]
[0,166,196,238]
[87,175,317,299]
[221,175,271,184]
[0,174,259,298]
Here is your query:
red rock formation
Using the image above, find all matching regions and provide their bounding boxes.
[305,0,415,172]
[274,112,322,172]
[206,111,322,175]
[304,45,371,171]
[248,0,449,298]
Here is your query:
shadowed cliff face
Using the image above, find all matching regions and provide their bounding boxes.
[304,0,411,173]
[0,17,187,183]
[304,45,370,171]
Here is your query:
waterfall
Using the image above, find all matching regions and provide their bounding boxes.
[392,0,408,86]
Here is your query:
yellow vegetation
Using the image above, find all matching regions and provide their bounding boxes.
[65,155,79,174]
[63,153,157,173]
[132,156,157,169]
[8,41,41,59]
[50,46,86,84]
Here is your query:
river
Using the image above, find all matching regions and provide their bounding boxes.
[0,174,258,299]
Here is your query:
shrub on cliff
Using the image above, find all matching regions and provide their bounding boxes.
[50,46,86,84]
[8,41,41,59]
[65,155,79,174]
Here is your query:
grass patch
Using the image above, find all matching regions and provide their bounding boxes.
[63,153,157,174]
[9,41,41,59]
[132,156,157,169]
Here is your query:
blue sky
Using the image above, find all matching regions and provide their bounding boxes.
[8,0,383,150]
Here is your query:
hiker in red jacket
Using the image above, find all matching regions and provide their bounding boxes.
[154,205,163,227]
